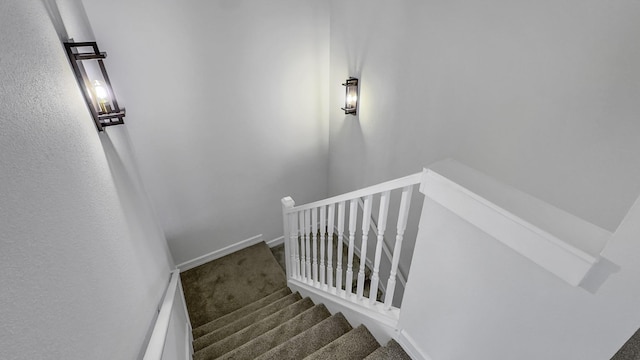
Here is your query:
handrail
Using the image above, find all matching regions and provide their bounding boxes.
[143,270,180,360]
[285,172,422,213]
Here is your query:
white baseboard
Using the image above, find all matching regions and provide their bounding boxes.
[184,321,192,360]
[397,329,433,360]
[177,234,264,272]
[266,236,284,247]
[288,278,400,329]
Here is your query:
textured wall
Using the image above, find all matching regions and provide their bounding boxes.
[82,0,331,264]
[328,0,640,233]
[0,1,174,359]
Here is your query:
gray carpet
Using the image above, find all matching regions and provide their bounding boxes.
[365,339,413,360]
[183,241,412,359]
[181,242,287,328]
[612,328,640,360]
[270,243,286,272]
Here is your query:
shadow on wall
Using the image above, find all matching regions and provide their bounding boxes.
[42,0,68,40]
[100,127,175,269]
[340,4,373,78]
[580,258,621,294]
[332,115,367,189]
[42,0,171,260]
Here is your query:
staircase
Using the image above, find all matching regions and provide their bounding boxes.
[181,242,411,360]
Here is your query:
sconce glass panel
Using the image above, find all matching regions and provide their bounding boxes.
[64,41,125,132]
[341,77,359,115]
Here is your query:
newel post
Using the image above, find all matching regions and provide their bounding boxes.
[281,197,295,280]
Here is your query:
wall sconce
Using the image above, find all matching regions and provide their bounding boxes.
[341,77,359,115]
[64,41,125,132]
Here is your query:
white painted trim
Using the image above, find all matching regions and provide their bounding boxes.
[353,200,408,289]
[266,236,284,247]
[357,197,379,235]
[425,160,611,255]
[286,172,422,213]
[143,270,180,360]
[177,277,193,358]
[332,225,405,293]
[288,278,400,328]
[420,168,600,286]
[177,278,191,331]
[184,321,191,360]
[177,234,264,272]
[396,329,434,360]
[381,241,406,288]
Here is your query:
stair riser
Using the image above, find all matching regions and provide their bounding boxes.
[193,292,302,351]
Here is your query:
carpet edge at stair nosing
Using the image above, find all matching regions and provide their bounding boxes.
[193,299,320,360]
[364,344,413,360]
[213,303,331,360]
[304,324,380,360]
[192,292,304,351]
[253,312,353,360]
[192,286,291,338]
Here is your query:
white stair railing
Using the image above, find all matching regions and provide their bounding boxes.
[355,196,408,292]
[281,171,423,318]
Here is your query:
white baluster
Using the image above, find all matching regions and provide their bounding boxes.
[357,195,373,300]
[370,191,390,305]
[311,207,319,286]
[384,185,413,310]
[319,205,326,287]
[281,197,295,280]
[327,204,335,289]
[336,201,345,294]
[289,212,299,279]
[299,211,306,280]
[305,209,312,285]
[346,199,358,297]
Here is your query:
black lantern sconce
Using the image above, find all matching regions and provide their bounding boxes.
[64,41,125,132]
[341,77,359,115]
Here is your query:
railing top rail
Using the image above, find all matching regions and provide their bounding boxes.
[286,171,423,213]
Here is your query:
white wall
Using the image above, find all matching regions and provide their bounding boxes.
[328,0,640,233]
[82,0,331,264]
[0,1,175,359]
[399,194,640,360]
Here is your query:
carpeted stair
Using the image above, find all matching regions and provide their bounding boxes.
[181,241,411,360]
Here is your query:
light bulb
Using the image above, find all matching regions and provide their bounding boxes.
[92,80,111,113]
[93,80,108,102]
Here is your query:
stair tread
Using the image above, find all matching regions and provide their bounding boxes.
[304,325,380,360]
[193,287,291,339]
[193,292,302,351]
[182,242,288,328]
[215,304,331,360]
[254,312,353,360]
[364,339,412,360]
[193,299,318,360]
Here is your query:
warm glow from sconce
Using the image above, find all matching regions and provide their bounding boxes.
[64,41,125,131]
[92,80,110,113]
[341,77,359,115]
[93,80,108,102]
